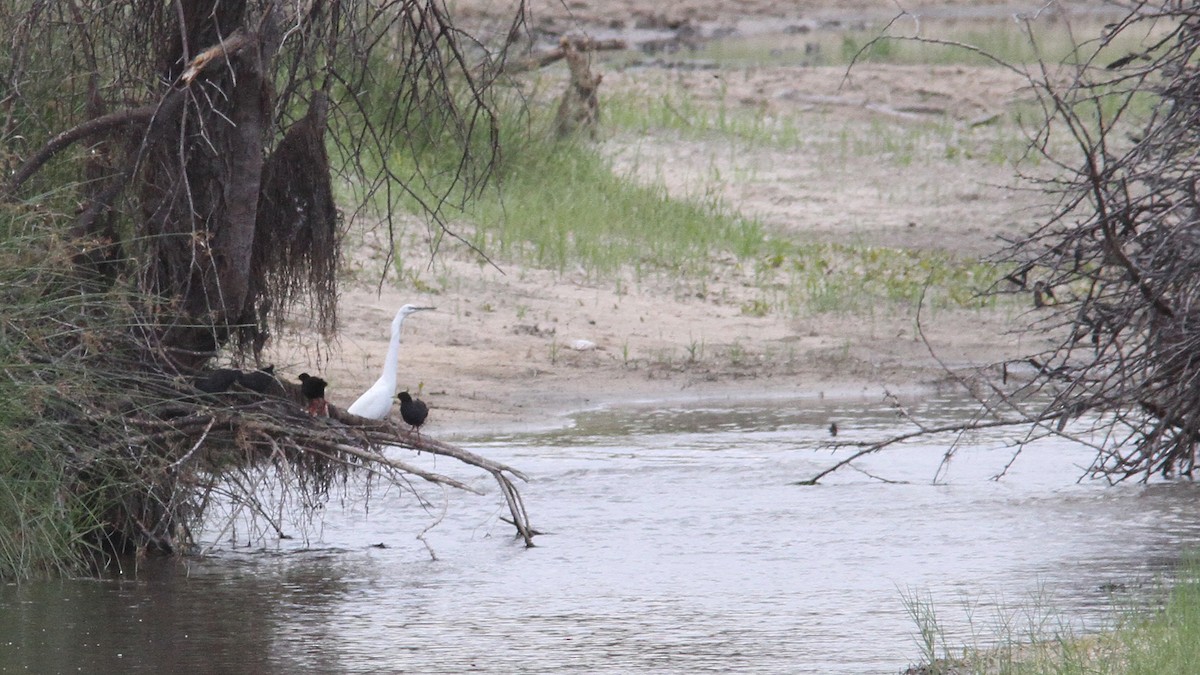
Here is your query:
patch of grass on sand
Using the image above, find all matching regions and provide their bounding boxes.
[376,91,1004,315]
[605,88,804,149]
[607,83,1033,169]
[464,136,767,279]
[693,15,1169,70]
[776,244,1000,316]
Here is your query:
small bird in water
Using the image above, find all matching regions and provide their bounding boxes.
[298,373,329,417]
[397,391,429,435]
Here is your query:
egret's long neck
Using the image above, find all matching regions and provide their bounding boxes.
[380,314,406,387]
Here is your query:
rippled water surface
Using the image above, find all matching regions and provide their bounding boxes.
[4,394,1200,674]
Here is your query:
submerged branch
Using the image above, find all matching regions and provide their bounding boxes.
[83,384,537,550]
[795,416,1043,486]
[328,404,536,546]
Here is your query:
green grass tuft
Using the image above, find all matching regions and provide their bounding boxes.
[378,96,767,278]
[367,92,1003,315]
[0,204,159,579]
[1114,562,1200,675]
[902,557,1200,674]
[691,16,1173,70]
[0,213,96,578]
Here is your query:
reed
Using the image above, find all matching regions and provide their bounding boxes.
[0,208,130,578]
[901,559,1200,674]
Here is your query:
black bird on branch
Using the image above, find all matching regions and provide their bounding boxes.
[398,391,429,435]
[194,368,240,394]
[237,365,284,396]
[196,366,283,396]
[298,372,329,417]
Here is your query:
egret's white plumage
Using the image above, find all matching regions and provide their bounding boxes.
[347,304,434,419]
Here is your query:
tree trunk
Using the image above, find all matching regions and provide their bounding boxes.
[149,3,284,372]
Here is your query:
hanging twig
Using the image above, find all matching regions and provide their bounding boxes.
[416,487,448,561]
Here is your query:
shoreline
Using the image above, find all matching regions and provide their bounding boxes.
[433,366,982,439]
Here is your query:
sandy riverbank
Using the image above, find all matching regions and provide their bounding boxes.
[269,0,1098,434]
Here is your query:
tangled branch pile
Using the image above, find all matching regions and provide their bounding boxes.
[997,5,1200,481]
[793,5,1200,486]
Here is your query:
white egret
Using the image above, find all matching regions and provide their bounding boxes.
[347,304,434,419]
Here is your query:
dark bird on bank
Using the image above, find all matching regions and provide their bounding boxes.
[194,368,240,394]
[397,391,429,434]
[828,422,838,437]
[237,365,284,396]
[298,372,329,417]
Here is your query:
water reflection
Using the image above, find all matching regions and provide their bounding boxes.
[2,394,1197,674]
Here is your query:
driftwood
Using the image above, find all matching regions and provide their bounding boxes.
[502,37,626,74]
[328,404,536,547]
[496,36,624,140]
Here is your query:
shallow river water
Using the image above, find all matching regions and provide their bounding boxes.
[4,394,1200,674]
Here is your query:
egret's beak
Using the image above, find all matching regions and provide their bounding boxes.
[414,306,436,311]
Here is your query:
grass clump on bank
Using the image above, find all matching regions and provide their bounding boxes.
[0,207,133,579]
[463,137,767,279]
[903,560,1200,674]
[382,106,766,279]
[1113,566,1200,675]
[0,361,84,579]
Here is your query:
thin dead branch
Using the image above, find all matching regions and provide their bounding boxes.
[501,37,626,73]
[804,4,1200,485]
